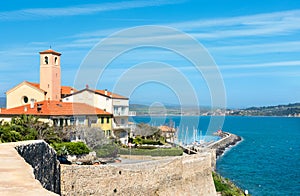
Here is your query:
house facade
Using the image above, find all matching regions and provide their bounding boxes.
[62,88,131,130]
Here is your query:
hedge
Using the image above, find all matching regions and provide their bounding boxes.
[51,142,90,156]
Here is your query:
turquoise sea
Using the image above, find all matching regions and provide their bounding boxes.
[132,116,300,196]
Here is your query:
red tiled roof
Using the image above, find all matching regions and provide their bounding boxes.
[61,86,77,95]
[159,125,176,132]
[26,82,75,95]
[95,90,127,99]
[39,49,61,56]
[0,101,111,116]
[26,81,40,89]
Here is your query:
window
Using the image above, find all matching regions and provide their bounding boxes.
[106,117,110,123]
[54,57,58,65]
[59,119,64,127]
[121,118,125,125]
[70,117,75,125]
[53,119,58,126]
[101,117,104,124]
[22,96,29,104]
[78,117,85,125]
[44,56,48,64]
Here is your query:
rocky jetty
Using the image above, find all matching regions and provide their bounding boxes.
[208,132,242,157]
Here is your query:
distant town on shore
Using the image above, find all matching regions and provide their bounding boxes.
[129,102,300,117]
[1,97,299,117]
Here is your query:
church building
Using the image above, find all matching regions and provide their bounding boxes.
[0,49,113,135]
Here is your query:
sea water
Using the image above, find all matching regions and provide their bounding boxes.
[131,116,300,196]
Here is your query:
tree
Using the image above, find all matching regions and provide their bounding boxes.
[134,123,162,139]
[0,115,61,144]
[61,126,110,150]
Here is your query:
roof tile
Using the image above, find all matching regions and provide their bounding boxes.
[0,101,111,116]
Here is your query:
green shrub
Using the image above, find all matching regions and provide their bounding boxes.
[51,142,90,156]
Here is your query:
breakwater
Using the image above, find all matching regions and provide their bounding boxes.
[207,132,242,157]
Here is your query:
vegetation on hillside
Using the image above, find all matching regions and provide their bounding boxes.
[230,103,300,116]
[213,172,248,196]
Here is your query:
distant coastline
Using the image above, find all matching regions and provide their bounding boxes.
[130,102,300,117]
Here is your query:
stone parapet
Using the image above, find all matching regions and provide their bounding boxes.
[61,152,217,196]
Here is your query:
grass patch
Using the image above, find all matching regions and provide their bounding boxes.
[94,144,118,158]
[118,147,183,156]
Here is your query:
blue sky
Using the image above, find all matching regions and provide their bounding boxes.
[0,0,300,108]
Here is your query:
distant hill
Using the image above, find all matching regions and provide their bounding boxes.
[0,97,6,108]
[229,103,300,117]
[129,103,213,116]
[130,102,300,117]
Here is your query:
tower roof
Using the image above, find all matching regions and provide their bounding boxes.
[39,49,61,56]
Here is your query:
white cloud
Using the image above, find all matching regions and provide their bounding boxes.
[169,9,300,38]
[223,70,300,78]
[221,60,300,70]
[0,0,185,21]
[209,41,300,54]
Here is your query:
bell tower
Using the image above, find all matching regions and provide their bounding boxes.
[39,49,61,101]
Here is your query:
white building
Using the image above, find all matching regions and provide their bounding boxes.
[62,88,135,144]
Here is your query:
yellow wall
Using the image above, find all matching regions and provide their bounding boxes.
[91,116,112,131]
[6,83,44,109]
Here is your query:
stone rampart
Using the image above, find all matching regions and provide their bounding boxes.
[14,140,60,194]
[0,140,59,195]
[61,152,217,196]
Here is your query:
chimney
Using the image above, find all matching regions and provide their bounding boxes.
[30,99,34,109]
[105,89,108,96]
[86,84,89,89]
[37,104,42,113]
[24,106,27,112]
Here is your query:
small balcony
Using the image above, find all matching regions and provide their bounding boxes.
[128,111,136,116]
[113,111,128,117]
[112,121,129,129]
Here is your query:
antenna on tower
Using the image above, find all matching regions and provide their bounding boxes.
[49,45,52,49]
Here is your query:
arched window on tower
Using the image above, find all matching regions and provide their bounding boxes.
[54,57,58,65]
[44,56,48,64]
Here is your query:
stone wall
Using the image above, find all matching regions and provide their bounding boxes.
[61,152,217,196]
[14,140,60,195]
